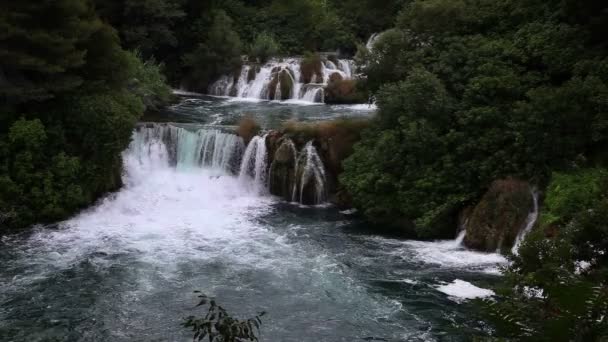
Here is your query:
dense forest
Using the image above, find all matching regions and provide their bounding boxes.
[1,0,607,340]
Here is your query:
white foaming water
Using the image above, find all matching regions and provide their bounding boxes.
[366,33,382,51]
[0,124,430,340]
[238,134,269,194]
[296,141,328,204]
[436,280,495,301]
[511,189,539,254]
[208,57,353,103]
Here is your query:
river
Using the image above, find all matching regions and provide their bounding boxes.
[0,96,506,341]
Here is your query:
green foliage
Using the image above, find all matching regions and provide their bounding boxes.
[94,0,185,58]
[183,10,243,91]
[324,77,367,104]
[541,169,608,227]
[0,0,100,103]
[183,292,265,342]
[485,169,608,340]
[300,53,323,84]
[0,0,170,230]
[250,32,280,64]
[125,51,175,111]
[344,0,608,237]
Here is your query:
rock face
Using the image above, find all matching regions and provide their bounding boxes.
[324,78,366,104]
[463,178,534,252]
[269,137,297,201]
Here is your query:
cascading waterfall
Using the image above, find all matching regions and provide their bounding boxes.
[208,57,355,103]
[130,123,245,174]
[511,190,540,254]
[366,33,382,51]
[238,134,269,194]
[296,141,328,205]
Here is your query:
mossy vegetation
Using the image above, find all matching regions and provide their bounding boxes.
[464,179,533,252]
[540,168,608,228]
[300,53,324,84]
[324,78,367,104]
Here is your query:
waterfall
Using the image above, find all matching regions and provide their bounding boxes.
[302,86,324,103]
[337,60,353,78]
[453,230,466,247]
[366,33,382,51]
[296,141,327,205]
[208,57,354,103]
[238,134,269,194]
[129,124,244,174]
[511,190,540,254]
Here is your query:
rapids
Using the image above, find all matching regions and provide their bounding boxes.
[0,96,507,341]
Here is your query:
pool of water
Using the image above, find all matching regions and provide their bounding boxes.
[150,94,377,129]
[0,96,506,341]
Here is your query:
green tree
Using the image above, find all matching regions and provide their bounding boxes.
[0,0,100,103]
[182,10,243,91]
[250,32,280,64]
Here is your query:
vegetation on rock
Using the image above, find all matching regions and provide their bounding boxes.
[0,0,172,230]
[324,78,367,104]
[463,179,533,252]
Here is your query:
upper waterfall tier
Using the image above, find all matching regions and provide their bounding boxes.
[208,57,355,103]
[128,123,245,175]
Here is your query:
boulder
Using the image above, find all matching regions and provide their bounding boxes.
[269,137,297,201]
[324,78,366,104]
[247,66,258,82]
[463,178,534,252]
[279,70,294,100]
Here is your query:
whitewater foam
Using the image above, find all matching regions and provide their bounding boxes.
[436,280,495,301]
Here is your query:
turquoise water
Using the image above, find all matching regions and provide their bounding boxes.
[0,97,506,341]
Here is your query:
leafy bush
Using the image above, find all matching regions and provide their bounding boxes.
[324,77,367,104]
[250,32,280,63]
[485,170,608,340]
[183,292,265,342]
[183,10,243,91]
[125,51,175,111]
[343,0,608,239]
[540,169,608,227]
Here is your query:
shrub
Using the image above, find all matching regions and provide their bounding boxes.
[541,168,608,227]
[324,78,367,104]
[183,292,265,342]
[249,32,280,64]
[300,53,323,84]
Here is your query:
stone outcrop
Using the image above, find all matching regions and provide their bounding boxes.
[463,178,534,252]
[268,135,297,201]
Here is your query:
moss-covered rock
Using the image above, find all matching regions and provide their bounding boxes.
[464,178,534,252]
[279,70,294,100]
[267,73,279,100]
[324,78,367,104]
[300,53,323,84]
[269,137,297,200]
[247,66,258,82]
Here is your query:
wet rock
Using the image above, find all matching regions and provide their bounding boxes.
[247,67,257,82]
[279,70,294,100]
[269,137,296,201]
[464,178,534,252]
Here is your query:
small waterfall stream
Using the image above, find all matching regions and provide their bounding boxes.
[296,141,328,204]
[511,190,540,254]
[238,134,269,195]
[208,57,354,103]
[132,124,245,173]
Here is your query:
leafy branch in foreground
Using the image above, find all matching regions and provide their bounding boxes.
[183,292,266,342]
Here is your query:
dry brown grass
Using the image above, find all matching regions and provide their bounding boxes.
[236,116,260,145]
